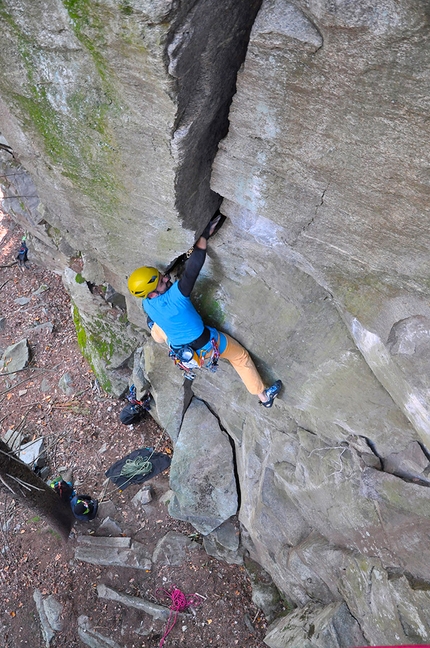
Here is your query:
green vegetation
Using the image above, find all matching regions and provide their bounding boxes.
[47,529,61,538]
[71,303,137,394]
[119,0,133,16]
[72,305,112,391]
[193,285,226,327]
[75,273,86,284]
[63,0,111,83]
[0,0,122,216]
[72,305,87,351]
[28,516,41,523]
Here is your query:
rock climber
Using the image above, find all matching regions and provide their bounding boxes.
[127,217,282,408]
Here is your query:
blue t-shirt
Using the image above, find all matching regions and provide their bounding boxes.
[143,282,204,347]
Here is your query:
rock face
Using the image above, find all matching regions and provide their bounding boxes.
[0,0,261,289]
[211,0,430,446]
[1,0,430,646]
[167,398,238,534]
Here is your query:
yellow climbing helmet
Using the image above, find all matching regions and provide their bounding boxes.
[128,266,160,298]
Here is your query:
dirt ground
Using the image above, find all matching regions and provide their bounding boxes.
[0,209,269,647]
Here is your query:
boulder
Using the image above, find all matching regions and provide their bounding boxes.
[33,590,63,648]
[97,585,170,621]
[264,601,366,648]
[75,535,151,571]
[1,339,30,374]
[131,485,153,508]
[152,530,200,566]
[78,615,121,648]
[202,518,243,565]
[168,399,238,534]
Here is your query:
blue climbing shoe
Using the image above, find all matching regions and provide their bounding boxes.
[260,380,282,408]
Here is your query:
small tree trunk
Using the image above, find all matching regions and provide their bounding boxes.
[0,440,74,541]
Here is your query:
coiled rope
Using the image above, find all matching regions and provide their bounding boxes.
[119,455,153,479]
[156,586,201,647]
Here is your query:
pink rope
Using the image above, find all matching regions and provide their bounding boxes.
[156,586,200,647]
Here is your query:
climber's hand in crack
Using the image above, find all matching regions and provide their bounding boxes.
[202,213,223,239]
[195,214,224,249]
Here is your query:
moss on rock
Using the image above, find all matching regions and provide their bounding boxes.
[0,0,122,217]
[71,302,139,394]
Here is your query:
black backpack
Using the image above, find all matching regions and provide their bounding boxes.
[119,386,151,425]
[119,402,146,425]
[51,479,74,502]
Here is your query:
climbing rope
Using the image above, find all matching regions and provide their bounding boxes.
[119,455,153,479]
[156,586,201,647]
[100,389,176,501]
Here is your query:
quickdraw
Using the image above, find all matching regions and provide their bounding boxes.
[169,349,197,381]
[201,337,220,373]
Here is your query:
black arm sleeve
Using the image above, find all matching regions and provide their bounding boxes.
[178,246,206,297]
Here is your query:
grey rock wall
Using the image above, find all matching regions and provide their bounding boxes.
[211,0,430,444]
[1,0,430,646]
[207,0,430,643]
[0,0,260,294]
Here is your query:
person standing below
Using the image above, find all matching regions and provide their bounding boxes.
[16,237,28,270]
[70,494,98,521]
[127,218,282,408]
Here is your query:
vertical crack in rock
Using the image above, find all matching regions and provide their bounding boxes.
[165,0,263,233]
[366,565,375,608]
[299,181,330,236]
[164,212,226,276]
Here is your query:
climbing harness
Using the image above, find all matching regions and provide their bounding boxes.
[169,336,220,380]
[156,586,201,647]
[127,384,151,410]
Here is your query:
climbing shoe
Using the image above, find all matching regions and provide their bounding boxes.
[260,380,282,408]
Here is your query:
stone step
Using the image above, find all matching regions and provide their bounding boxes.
[75,535,151,571]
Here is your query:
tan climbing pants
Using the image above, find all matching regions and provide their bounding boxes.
[150,323,265,395]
